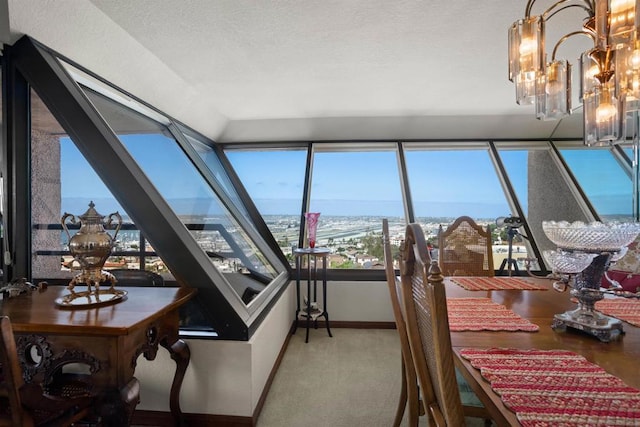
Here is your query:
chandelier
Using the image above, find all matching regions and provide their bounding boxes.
[508,0,640,146]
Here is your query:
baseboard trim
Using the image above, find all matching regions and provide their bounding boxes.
[132,321,395,427]
[132,410,253,426]
[295,319,396,329]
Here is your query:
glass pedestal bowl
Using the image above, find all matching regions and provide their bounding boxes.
[541,221,640,342]
[542,221,640,252]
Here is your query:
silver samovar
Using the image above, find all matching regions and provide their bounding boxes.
[60,201,125,305]
[543,220,640,342]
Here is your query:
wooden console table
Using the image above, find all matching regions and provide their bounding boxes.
[0,285,197,426]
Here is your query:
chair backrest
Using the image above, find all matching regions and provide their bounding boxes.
[382,219,423,424]
[0,316,31,427]
[108,269,165,287]
[382,220,410,350]
[438,215,494,277]
[400,223,465,427]
[0,317,97,427]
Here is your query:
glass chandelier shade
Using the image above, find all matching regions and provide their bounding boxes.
[536,59,572,120]
[616,39,640,111]
[508,0,640,145]
[584,79,624,144]
[605,0,638,45]
[509,16,544,105]
[580,51,601,101]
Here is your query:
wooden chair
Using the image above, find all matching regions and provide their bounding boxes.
[382,219,422,426]
[0,316,98,427]
[107,268,165,287]
[400,223,492,426]
[438,216,494,277]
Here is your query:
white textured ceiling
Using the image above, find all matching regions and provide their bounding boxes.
[4,0,586,142]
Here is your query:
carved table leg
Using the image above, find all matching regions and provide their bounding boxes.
[161,338,190,427]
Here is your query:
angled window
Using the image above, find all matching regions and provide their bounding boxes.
[30,89,152,279]
[11,36,287,340]
[493,142,563,270]
[80,88,281,293]
[225,148,308,265]
[558,145,633,221]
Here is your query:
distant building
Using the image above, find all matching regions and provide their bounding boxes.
[355,254,378,267]
[328,254,346,267]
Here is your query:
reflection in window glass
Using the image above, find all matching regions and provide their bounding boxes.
[226,150,307,265]
[309,149,404,269]
[185,134,253,224]
[559,148,632,221]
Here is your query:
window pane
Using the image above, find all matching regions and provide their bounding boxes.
[185,133,254,226]
[497,150,529,215]
[559,148,632,221]
[30,89,152,279]
[225,149,307,265]
[81,87,281,300]
[495,146,546,270]
[404,147,514,271]
[405,148,511,221]
[309,149,404,269]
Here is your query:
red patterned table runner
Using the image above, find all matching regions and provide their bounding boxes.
[459,348,640,426]
[447,298,539,332]
[595,298,640,327]
[451,276,548,291]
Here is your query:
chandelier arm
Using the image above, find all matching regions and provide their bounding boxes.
[544,3,594,21]
[551,30,596,60]
[526,0,594,18]
[525,0,536,16]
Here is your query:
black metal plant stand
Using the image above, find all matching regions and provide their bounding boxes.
[292,247,332,343]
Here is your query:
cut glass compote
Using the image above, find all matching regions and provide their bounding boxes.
[541,220,640,342]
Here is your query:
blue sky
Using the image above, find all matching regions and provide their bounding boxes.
[228,149,520,218]
[61,136,632,219]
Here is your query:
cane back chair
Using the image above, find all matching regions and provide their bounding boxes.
[438,216,494,277]
[400,223,492,426]
[382,219,422,426]
[0,316,98,427]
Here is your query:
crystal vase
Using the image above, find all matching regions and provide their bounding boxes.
[304,212,320,248]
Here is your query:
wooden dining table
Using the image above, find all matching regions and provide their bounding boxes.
[446,276,640,427]
[0,284,197,426]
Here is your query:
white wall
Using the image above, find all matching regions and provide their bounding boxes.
[133,280,393,417]
[4,0,228,139]
[326,280,395,322]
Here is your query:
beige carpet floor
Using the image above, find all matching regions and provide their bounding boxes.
[256,328,493,427]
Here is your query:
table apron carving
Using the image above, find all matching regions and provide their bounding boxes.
[1,285,196,427]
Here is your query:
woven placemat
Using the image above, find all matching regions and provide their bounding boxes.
[459,348,640,426]
[451,277,548,291]
[595,298,640,327]
[446,298,539,332]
